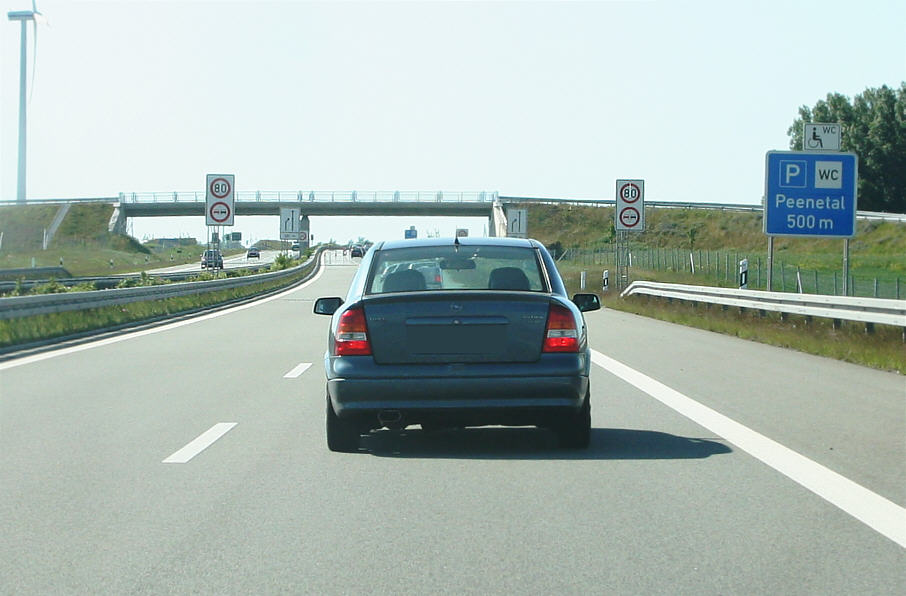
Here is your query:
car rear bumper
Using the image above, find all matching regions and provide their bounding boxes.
[325,352,589,420]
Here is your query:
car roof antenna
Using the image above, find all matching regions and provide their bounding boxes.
[454,235,460,251]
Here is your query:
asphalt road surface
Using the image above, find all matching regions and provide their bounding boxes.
[143,250,283,274]
[2,251,903,595]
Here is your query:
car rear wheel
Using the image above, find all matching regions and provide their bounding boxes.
[556,386,590,449]
[326,395,360,453]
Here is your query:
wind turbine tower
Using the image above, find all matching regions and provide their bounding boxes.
[7,1,45,204]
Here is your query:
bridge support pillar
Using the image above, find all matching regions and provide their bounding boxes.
[108,204,127,235]
[301,215,311,249]
[489,201,507,237]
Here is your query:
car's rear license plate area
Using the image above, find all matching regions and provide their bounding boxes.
[406,323,505,356]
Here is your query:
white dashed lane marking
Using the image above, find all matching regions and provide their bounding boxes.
[283,362,312,378]
[162,423,238,464]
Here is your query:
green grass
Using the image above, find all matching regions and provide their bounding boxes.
[526,203,905,299]
[0,203,212,276]
[605,293,905,374]
[0,205,249,277]
[0,244,204,277]
[555,262,905,373]
[0,260,316,349]
[0,204,59,252]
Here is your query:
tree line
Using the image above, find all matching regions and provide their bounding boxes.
[787,83,905,213]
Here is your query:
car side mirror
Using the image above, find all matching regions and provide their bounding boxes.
[572,293,601,312]
[314,297,343,315]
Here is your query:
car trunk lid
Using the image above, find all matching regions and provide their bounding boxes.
[364,292,550,364]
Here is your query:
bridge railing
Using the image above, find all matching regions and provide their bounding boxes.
[119,190,498,204]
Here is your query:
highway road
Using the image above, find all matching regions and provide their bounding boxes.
[143,250,284,275]
[1,251,903,594]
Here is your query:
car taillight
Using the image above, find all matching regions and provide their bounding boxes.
[543,303,579,353]
[335,307,372,356]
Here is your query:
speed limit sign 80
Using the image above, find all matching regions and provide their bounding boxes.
[206,173,235,226]
[615,179,645,231]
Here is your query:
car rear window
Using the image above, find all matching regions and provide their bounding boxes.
[367,245,545,294]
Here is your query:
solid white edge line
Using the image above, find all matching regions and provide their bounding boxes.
[162,422,237,464]
[283,362,312,378]
[590,349,906,549]
[0,258,327,371]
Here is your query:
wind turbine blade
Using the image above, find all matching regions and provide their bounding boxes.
[33,1,48,24]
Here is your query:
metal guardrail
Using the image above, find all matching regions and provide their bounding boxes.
[0,249,322,321]
[0,263,272,293]
[620,281,906,328]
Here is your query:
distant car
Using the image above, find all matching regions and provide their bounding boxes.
[313,237,601,452]
[247,247,260,259]
[350,245,364,257]
[200,249,223,270]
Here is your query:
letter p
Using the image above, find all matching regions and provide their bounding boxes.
[778,159,807,188]
[784,163,800,184]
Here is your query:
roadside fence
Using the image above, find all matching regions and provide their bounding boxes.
[556,246,903,300]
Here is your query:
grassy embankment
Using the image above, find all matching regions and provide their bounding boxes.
[0,203,312,348]
[0,265,310,349]
[0,203,230,276]
[525,203,906,373]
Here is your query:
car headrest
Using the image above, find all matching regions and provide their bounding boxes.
[488,267,530,290]
[383,269,427,292]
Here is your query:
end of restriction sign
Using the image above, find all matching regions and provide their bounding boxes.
[615,179,645,231]
[205,173,235,226]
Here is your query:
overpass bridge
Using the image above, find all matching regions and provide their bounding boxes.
[4,192,902,238]
[108,190,508,236]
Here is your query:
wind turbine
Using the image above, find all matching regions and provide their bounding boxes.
[7,1,47,204]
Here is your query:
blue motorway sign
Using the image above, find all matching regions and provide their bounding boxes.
[764,151,858,237]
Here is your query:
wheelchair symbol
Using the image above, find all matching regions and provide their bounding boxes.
[807,129,823,149]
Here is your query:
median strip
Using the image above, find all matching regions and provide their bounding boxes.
[591,349,906,549]
[163,423,238,464]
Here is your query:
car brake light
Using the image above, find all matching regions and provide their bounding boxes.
[335,307,372,356]
[543,303,579,353]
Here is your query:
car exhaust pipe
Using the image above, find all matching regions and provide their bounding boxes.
[378,409,404,429]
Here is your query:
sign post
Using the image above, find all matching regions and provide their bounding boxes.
[803,122,841,152]
[280,207,300,247]
[615,179,645,290]
[738,258,749,289]
[763,151,857,293]
[615,179,645,232]
[205,174,234,258]
[205,174,235,227]
[506,208,527,238]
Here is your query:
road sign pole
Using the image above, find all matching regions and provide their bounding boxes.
[767,236,774,292]
[843,239,850,296]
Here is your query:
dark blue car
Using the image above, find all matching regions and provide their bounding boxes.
[313,237,601,452]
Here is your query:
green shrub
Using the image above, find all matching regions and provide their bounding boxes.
[31,279,67,294]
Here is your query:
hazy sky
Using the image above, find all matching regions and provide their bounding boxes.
[2,0,903,244]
